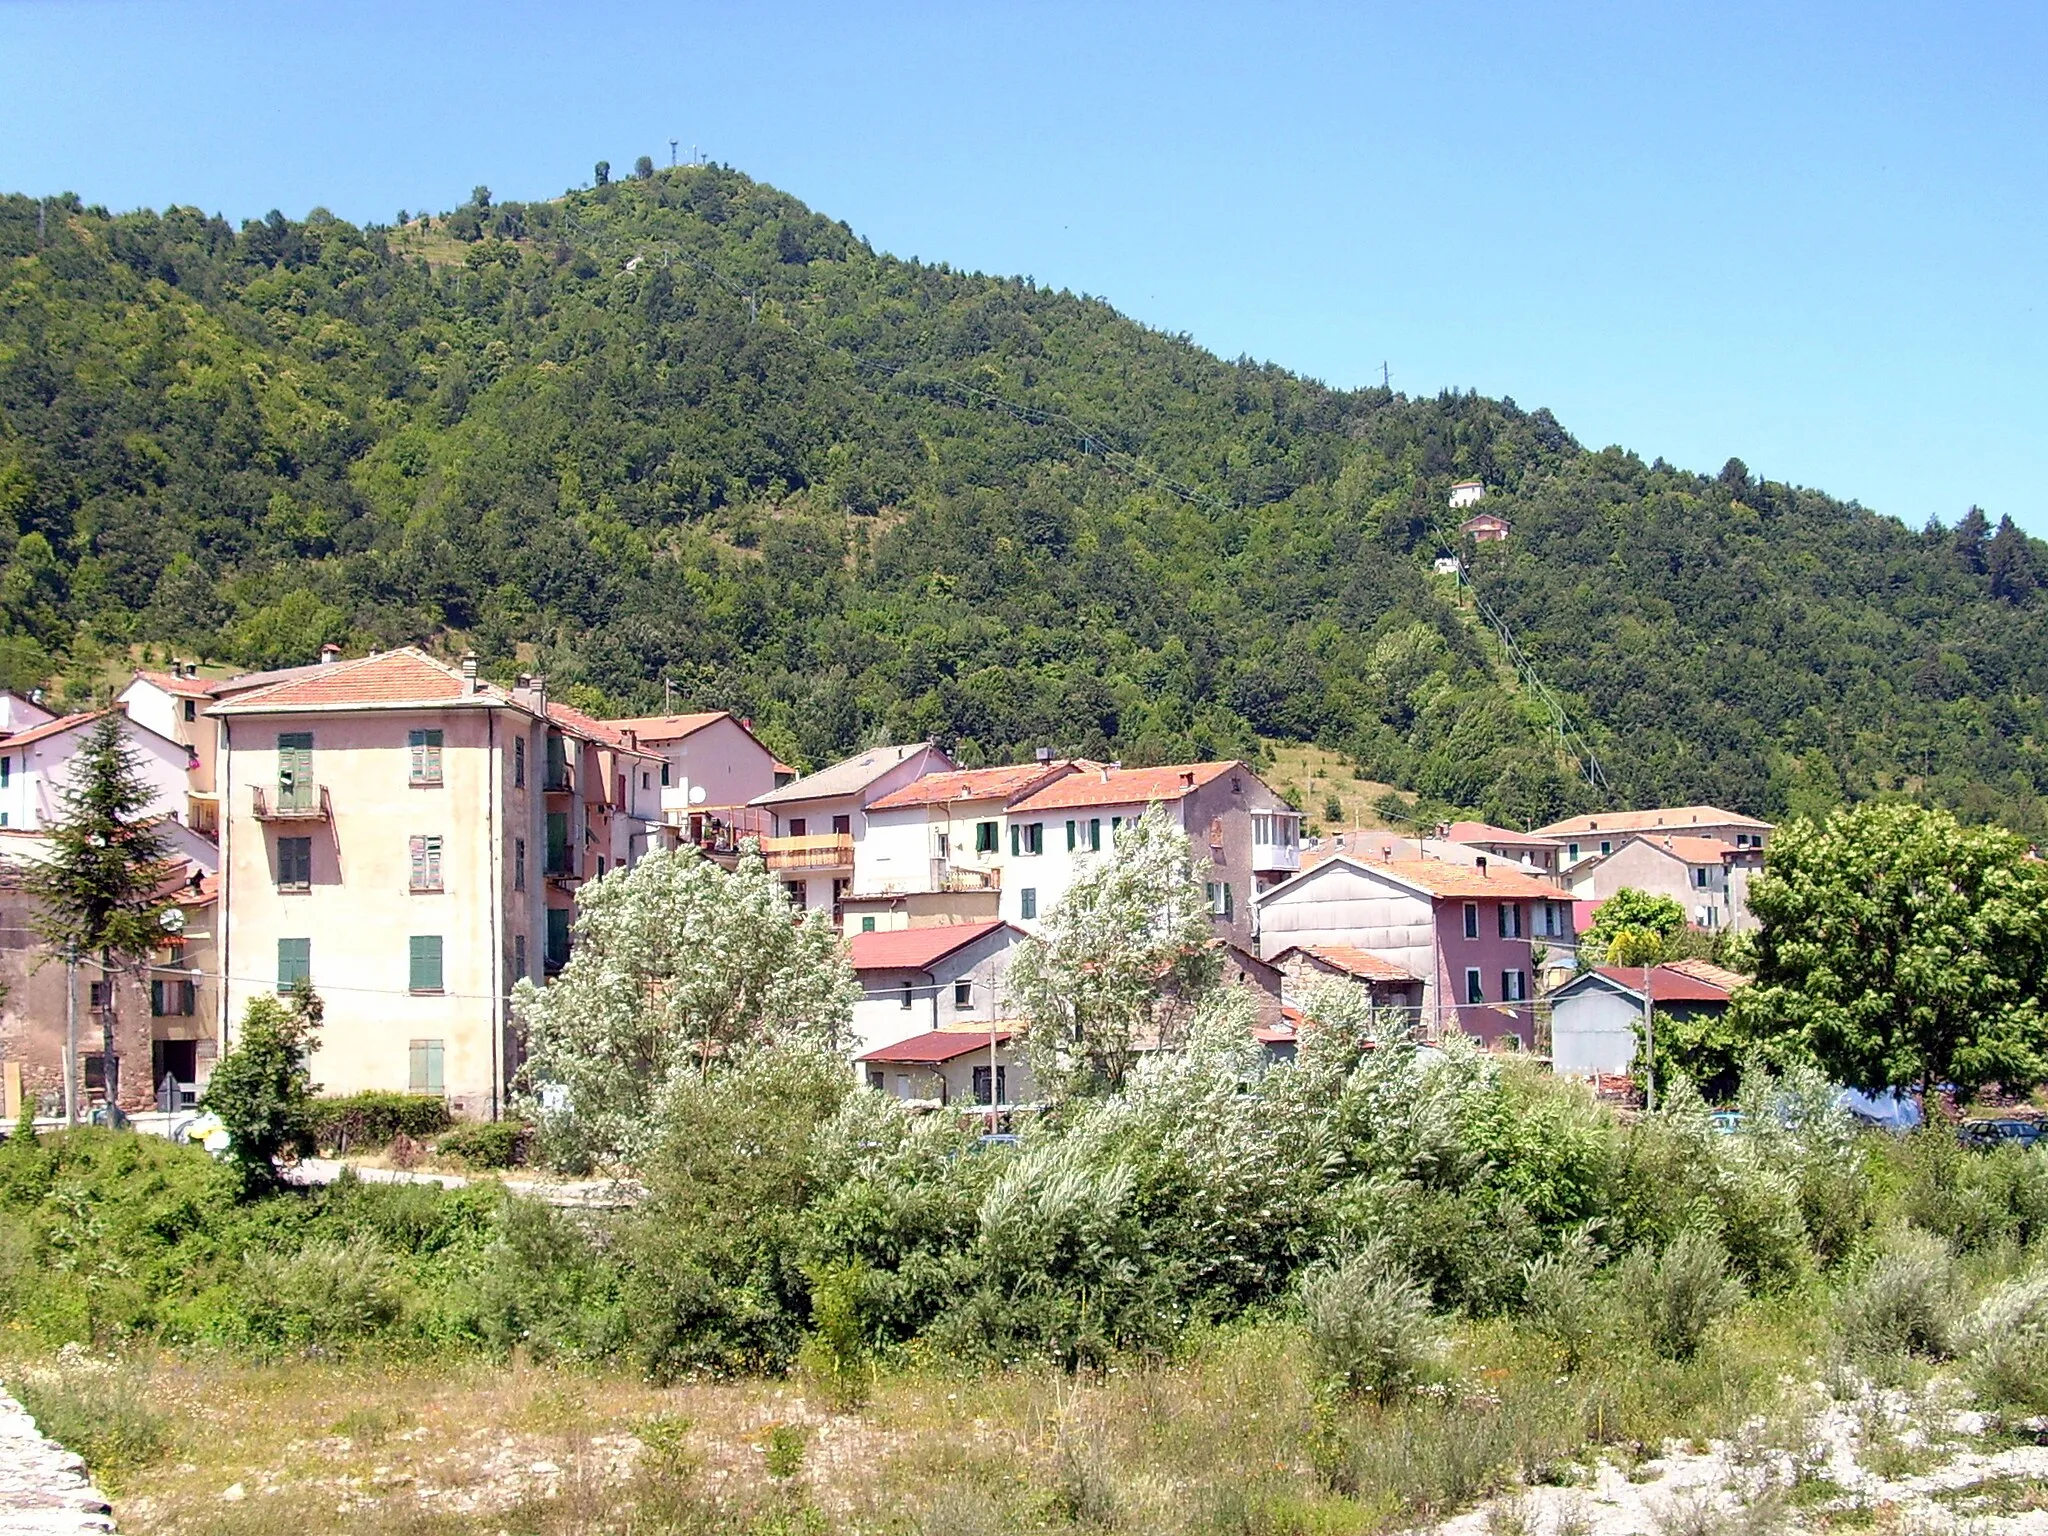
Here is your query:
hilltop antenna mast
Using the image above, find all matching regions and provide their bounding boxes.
[1381,361,1390,391]
[669,139,678,167]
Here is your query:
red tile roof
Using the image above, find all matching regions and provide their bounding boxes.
[130,669,214,701]
[1007,760,1240,813]
[1274,943,1421,984]
[847,919,1013,972]
[1535,805,1771,837]
[209,648,502,713]
[1594,964,1737,1004]
[859,1028,1016,1065]
[0,710,103,748]
[1634,834,1741,865]
[868,762,1082,811]
[1445,820,1559,849]
[1295,853,1562,902]
[547,701,661,759]
[603,711,733,744]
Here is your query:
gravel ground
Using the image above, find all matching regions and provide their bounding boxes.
[0,1389,115,1535]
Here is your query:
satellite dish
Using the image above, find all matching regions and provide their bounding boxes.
[159,908,186,934]
[688,786,707,805]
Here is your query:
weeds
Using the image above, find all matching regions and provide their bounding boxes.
[1301,1240,1442,1402]
[1835,1228,1962,1363]
[8,1360,170,1476]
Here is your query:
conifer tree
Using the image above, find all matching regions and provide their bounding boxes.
[25,712,173,1109]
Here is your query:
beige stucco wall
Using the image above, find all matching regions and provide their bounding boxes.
[220,706,518,1116]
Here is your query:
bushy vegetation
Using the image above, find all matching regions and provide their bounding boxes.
[2,173,2046,830]
[308,1091,454,1153]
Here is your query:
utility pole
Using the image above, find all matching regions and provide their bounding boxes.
[62,950,77,1126]
[1642,961,1655,1113]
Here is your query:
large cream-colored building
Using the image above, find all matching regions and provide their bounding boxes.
[211,648,659,1118]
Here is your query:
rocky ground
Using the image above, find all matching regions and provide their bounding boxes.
[0,1389,115,1535]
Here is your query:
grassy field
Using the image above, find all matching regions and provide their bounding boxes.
[1258,740,1406,836]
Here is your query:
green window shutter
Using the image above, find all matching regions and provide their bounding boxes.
[1089,819,1100,851]
[1010,825,1020,856]
[277,937,310,993]
[861,916,876,932]
[409,935,444,993]
[1066,820,1076,851]
[277,732,314,812]
[1224,883,1234,919]
[409,1040,445,1095]
[151,980,165,1016]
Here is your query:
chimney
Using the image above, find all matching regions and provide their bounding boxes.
[1379,843,1393,861]
[461,649,480,693]
[1099,766,1112,783]
[1180,770,1195,788]
[1477,855,1490,878]
[741,717,753,731]
[1035,746,1053,765]
[319,643,342,665]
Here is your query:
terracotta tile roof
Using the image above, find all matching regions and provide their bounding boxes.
[152,860,218,907]
[209,648,511,713]
[1291,852,1563,902]
[848,919,1013,972]
[603,711,732,744]
[206,657,347,698]
[868,762,1083,811]
[1007,760,1240,813]
[1445,820,1560,848]
[1664,957,1752,992]
[1634,834,1741,864]
[546,701,661,759]
[130,669,214,701]
[1534,805,1771,837]
[858,1028,1015,1065]
[1593,964,1737,1004]
[1274,943,1421,983]
[0,710,103,748]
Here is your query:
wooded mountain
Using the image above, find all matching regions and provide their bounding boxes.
[1,166,2043,833]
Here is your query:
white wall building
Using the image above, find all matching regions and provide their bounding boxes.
[0,708,196,842]
[846,919,1021,1059]
[750,742,954,923]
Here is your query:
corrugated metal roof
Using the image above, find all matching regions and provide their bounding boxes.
[858,1028,1016,1064]
[847,919,1013,972]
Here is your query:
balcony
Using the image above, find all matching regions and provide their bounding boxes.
[543,764,574,795]
[932,861,1000,892]
[761,833,854,872]
[252,783,331,822]
[1251,841,1302,874]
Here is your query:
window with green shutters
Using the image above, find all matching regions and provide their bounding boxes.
[408,834,444,892]
[545,907,571,969]
[1088,818,1101,851]
[276,835,312,890]
[975,821,997,854]
[546,812,570,875]
[513,736,526,789]
[151,979,195,1017]
[1066,820,1077,851]
[277,937,310,993]
[409,729,444,785]
[1021,888,1038,920]
[409,935,444,993]
[408,1039,444,1095]
[276,732,314,812]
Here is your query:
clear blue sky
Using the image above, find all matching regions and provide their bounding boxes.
[5,0,2043,533]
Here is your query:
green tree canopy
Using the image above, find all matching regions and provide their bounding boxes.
[1729,803,2048,1100]
[202,981,323,1194]
[1581,888,1687,966]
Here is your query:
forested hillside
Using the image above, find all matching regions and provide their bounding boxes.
[1,166,2043,832]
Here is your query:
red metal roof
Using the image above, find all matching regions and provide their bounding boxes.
[1593,964,1737,1003]
[859,1028,1015,1064]
[868,762,1082,811]
[1007,760,1240,813]
[846,919,1014,972]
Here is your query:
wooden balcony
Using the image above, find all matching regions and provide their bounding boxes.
[761,833,854,872]
[251,784,331,822]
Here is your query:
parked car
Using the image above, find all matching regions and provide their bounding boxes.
[1958,1118,2045,1151]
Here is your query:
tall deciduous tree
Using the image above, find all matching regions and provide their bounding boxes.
[1007,804,1220,1100]
[1580,888,1686,967]
[201,981,322,1194]
[514,847,857,1169]
[25,712,172,1107]
[1730,802,2048,1100]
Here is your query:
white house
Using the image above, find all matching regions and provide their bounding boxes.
[601,710,793,837]
[855,760,1084,903]
[0,691,54,734]
[846,919,1022,1058]
[1449,480,1487,510]
[0,708,197,844]
[749,742,954,924]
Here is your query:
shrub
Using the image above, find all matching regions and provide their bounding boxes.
[310,1091,454,1153]
[234,1237,409,1351]
[1889,1132,2048,1252]
[1522,1227,1606,1372]
[202,988,321,1192]
[1965,1267,2048,1412]
[1301,1241,1442,1402]
[1618,1229,1744,1360]
[436,1120,527,1169]
[1835,1227,1961,1361]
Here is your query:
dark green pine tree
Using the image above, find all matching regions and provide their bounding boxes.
[25,712,174,1110]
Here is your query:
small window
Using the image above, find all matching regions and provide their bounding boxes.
[514,837,527,892]
[1502,970,1527,1002]
[277,835,312,890]
[1695,867,1709,887]
[641,772,651,790]
[514,737,526,788]
[1020,888,1038,920]
[409,834,444,892]
[183,699,197,722]
[832,813,851,835]
[789,817,807,837]
[900,981,913,1010]
[861,916,876,933]
[151,978,196,1017]
[1465,968,1484,1005]
[972,1064,1007,1106]
[277,937,310,993]
[1498,903,1521,939]
[409,935,445,994]
[1463,902,1479,939]
[89,980,113,1010]
[409,728,444,786]
[514,932,527,979]
[954,979,973,1010]
[597,856,606,878]
[975,820,998,854]
[2,755,12,788]
[1600,839,1612,855]
[408,1039,445,1095]
[785,881,806,908]
[1023,822,1043,855]
[1568,842,1580,862]
[660,761,671,786]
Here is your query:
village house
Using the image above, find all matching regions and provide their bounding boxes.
[1441,821,1566,878]
[1534,805,1773,869]
[1548,959,1745,1079]
[996,760,1300,946]
[750,742,955,926]
[852,758,1083,915]
[1459,510,1510,543]
[1448,480,1487,510]
[1253,850,1566,1048]
[0,706,198,845]
[1566,833,1766,932]
[846,919,1021,1059]
[856,1027,1031,1113]
[1266,943,1425,1016]
[601,710,792,858]
[209,648,665,1117]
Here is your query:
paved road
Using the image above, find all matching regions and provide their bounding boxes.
[0,1389,116,1534]
[282,1158,645,1208]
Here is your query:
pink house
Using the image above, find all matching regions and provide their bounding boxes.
[1254,851,1570,1047]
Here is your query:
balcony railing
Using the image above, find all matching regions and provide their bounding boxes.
[932,861,1000,892]
[543,765,574,794]
[1251,842,1301,873]
[252,784,331,822]
[760,833,854,872]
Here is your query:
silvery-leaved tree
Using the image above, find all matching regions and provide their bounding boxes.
[514,845,858,1170]
[1007,803,1220,1101]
